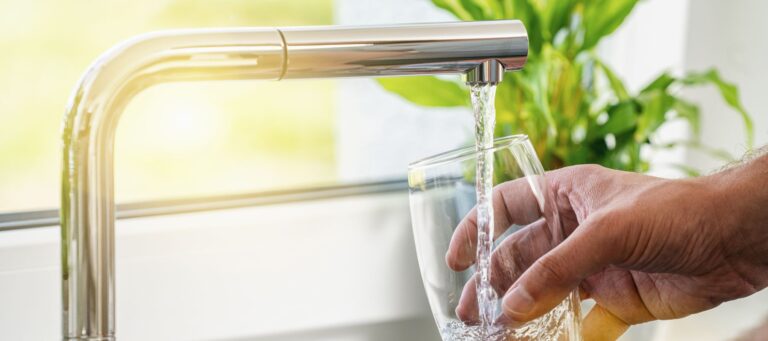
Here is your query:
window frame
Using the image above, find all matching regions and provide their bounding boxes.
[0,179,407,232]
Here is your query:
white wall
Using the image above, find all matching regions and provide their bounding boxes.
[600,0,691,92]
[683,0,768,172]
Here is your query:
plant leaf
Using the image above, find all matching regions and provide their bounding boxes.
[377,76,470,107]
[581,0,639,51]
[482,0,505,19]
[431,0,475,20]
[526,55,558,146]
[596,101,637,137]
[671,98,701,139]
[635,89,674,143]
[459,0,490,19]
[595,59,629,100]
[640,72,675,94]
[681,69,754,147]
[534,0,578,41]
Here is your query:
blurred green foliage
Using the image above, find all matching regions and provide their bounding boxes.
[379,0,753,174]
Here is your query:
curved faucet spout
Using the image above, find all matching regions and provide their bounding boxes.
[61,20,528,340]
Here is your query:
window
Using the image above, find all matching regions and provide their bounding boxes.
[0,0,335,213]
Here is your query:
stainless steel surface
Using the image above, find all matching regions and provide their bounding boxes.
[61,28,285,341]
[280,21,527,79]
[465,59,505,85]
[60,21,528,340]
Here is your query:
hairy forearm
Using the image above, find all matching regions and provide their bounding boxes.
[717,145,768,173]
[743,145,768,163]
[708,149,768,270]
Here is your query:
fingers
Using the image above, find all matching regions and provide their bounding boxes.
[446,178,544,271]
[455,220,555,322]
[455,275,479,323]
[582,304,629,341]
[500,216,621,324]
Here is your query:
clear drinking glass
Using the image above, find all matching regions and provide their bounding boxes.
[408,135,582,341]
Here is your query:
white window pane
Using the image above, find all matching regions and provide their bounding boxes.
[0,0,334,212]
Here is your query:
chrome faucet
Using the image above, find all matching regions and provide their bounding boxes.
[60,20,528,340]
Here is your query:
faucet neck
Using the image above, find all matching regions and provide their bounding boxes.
[61,21,527,340]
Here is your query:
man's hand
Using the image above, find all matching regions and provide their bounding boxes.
[446,159,768,340]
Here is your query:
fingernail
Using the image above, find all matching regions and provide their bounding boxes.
[495,313,519,328]
[503,285,534,318]
[445,252,471,271]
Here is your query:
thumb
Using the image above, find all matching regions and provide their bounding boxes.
[501,217,620,323]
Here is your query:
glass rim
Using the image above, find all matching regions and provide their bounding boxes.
[409,134,529,170]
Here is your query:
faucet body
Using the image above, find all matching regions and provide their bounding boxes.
[61,20,527,340]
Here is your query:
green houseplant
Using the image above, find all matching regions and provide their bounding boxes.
[379,0,753,175]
